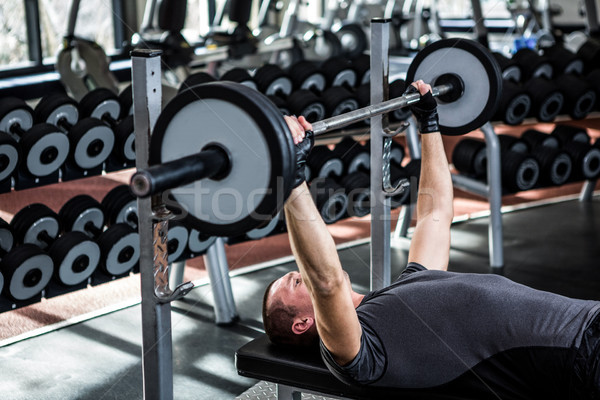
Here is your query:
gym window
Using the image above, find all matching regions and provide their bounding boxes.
[0,0,126,77]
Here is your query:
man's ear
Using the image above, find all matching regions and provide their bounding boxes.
[291,316,314,335]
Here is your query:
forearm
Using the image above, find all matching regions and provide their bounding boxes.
[407,132,453,270]
[284,183,346,294]
[416,133,453,223]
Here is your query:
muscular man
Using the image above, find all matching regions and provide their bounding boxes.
[263,81,600,399]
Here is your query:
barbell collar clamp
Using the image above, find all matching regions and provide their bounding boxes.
[156,281,195,303]
[130,146,231,198]
[310,84,453,136]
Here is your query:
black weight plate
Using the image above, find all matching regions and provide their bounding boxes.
[11,203,59,249]
[113,115,135,162]
[18,123,69,177]
[48,231,100,286]
[69,117,115,169]
[0,97,33,133]
[79,88,121,120]
[406,38,503,136]
[0,217,13,253]
[101,185,137,227]
[59,194,105,235]
[97,223,139,276]
[34,92,79,127]
[149,81,295,237]
[0,131,20,181]
[118,84,133,119]
[0,244,53,301]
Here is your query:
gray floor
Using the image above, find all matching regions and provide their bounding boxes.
[0,196,598,400]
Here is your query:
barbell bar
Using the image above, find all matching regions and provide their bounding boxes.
[130,83,455,198]
[130,38,503,237]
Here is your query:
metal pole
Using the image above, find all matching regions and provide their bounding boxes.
[584,0,600,34]
[580,179,597,202]
[470,0,489,47]
[203,238,239,325]
[369,18,392,291]
[132,49,174,400]
[481,123,504,270]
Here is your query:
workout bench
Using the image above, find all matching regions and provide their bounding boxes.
[236,334,399,399]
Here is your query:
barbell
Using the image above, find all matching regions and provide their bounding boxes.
[130,38,503,236]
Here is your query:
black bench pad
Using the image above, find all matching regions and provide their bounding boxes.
[235,334,410,399]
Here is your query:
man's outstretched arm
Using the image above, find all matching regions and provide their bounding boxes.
[406,81,453,271]
[284,116,362,365]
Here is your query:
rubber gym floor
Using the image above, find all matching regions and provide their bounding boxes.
[0,190,597,399]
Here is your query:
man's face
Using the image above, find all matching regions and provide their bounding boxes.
[267,270,314,315]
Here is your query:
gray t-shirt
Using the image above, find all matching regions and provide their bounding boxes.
[321,263,600,399]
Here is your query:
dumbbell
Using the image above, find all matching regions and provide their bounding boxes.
[340,171,370,217]
[452,138,487,178]
[524,77,564,122]
[493,80,532,125]
[500,149,540,192]
[79,88,135,165]
[102,184,139,229]
[178,72,217,94]
[350,54,370,87]
[332,137,370,175]
[521,129,572,186]
[512,48,553,81]
[307,145,344,180]
[551,125,600,181]
[320,56,357,89]
[554,74,597,119]
[253,64,294,115]
[542,45,584,76]
[0,128,19,184]
[497,134,530,154]
[288,60,327,92]
[492,52,522,82]
[521,129,560,148]
[551,124,590,145]
[585,69,600,110]
[34,91,115,174]
[310,177,348,224]
[9,203,101,295]
[0,97,69,181]
[220,68,258,90]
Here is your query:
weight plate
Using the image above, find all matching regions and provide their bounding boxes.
[20,124,69,177]
[0,218,13,253]
[80,88,121,120]
[98,223,139,276]
[150,81,295,237]
[102,185,138,227]
[0,132,19,181]
[114,115,136,162]
[59,194,105,236]
[406,38,503,136]
[1,244,53,301]
[582,148,600,179]
[11,203,59,249]
[0,97,33,133]
[69,118,115,169]
[187,229,216,254]
[167,221,189,262]
[245,211,281,240]
[34,92,79,127]
[48,231,100,286]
